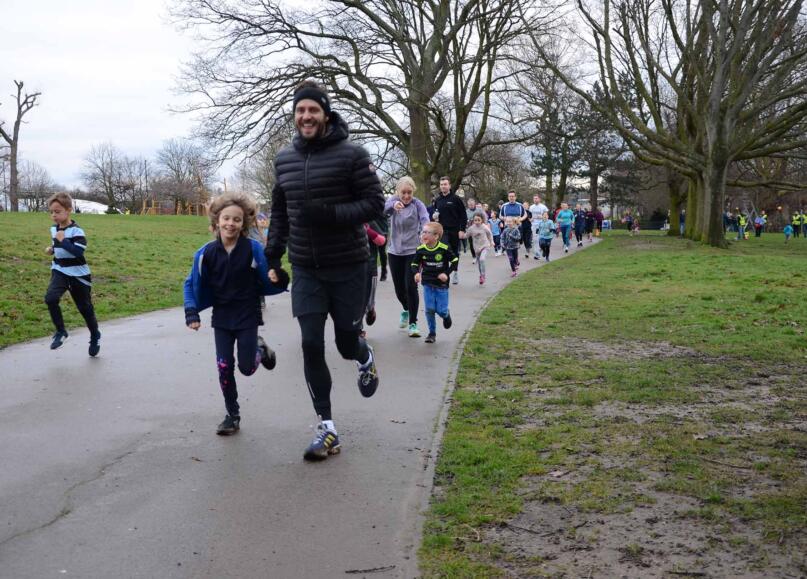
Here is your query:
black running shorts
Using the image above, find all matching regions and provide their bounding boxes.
[291,263,368,331]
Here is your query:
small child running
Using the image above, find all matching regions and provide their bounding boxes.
[465,213,494,285]
[536,211,557,262]
[784,224,794,243]
[489,211,502,256]
[412,222,458,343]
[183,193,288,435]
[500,216,522,276]
[44,192,101,356]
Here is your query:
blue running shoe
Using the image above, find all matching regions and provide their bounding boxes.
[50,330,69,350]
[304,422,341,461]
[88,332,101,357]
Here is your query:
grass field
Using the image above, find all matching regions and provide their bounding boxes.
[0,213,211,348]
[421,232,807,577]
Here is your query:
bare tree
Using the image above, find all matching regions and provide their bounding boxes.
[18,159,55,211]
[155,138,216,212]
[171,0,548,200]
[0,81,41,212]
[524,0,807,246]
[463,138,533,205]
[82,142,128,210]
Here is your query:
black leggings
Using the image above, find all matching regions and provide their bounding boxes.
[574,225,585,243]
[388,253,419,324]
[298,313,369,421]
[539,238,552,259]
[214,326,260,417]
[378,242,388,274]
[45,270,99,335]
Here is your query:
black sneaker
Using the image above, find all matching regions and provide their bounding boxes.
[425,333,436,343]
[365,308,376,326]
[356,345,379,398]
[257,336,276,370]
[88,332,101,357]
[304,422,341,461]
[443,313,452,329]
[216,415,240,435]
[379,271,387,282]
[50,330,69,350]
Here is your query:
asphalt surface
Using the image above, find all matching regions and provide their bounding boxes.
[0,236,594,578]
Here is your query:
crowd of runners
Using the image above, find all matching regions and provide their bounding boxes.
[42,80,603,463]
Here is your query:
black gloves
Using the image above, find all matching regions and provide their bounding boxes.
[267,259,290,291]
[185,308,201,327]
[297,201,336,226]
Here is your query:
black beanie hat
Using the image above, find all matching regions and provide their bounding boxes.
[293,85,332,117]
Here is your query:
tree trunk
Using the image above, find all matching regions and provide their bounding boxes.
[702,156,729,247]
[667,169,684,237]
[589,173,599,210]
[8,139,19,212]
[684,178,699,240]
[408,104,432,204]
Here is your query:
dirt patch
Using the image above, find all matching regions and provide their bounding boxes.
[517,337,703,361]
[486,493,805,578]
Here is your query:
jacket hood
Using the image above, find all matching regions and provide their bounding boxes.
[293,110,350,152]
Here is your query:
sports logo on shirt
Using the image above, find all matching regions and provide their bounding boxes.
[435,254,443,261]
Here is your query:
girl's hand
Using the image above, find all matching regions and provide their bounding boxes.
[394,201,404,211]
[268,269,279,283]
[188,321,200,331]
[458,231,466,239]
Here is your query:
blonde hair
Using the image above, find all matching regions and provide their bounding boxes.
[208,192,257,237]
[424,221,444,237]
[47,192,73,211]
[395,176,416,194]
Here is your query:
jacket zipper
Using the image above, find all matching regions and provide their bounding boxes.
[303,152,319,268]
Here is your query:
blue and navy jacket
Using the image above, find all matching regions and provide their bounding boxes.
[50,220,92,285]
[183,238,286,319]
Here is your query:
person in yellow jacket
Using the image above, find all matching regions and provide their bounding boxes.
[736,209,748,241]
[792,212,802,238]
[801,210,807,238]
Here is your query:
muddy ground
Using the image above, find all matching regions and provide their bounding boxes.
[474,339,807,578]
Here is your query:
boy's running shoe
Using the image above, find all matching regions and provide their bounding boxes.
[365,308,376,326]
[357,345,379,397]
[304,422,341,461]
[399,310,409,328]
[534,256,540,260]
[88,332,101,357]
[564,246,569,253]
[451,271,459,285]
[408,323,420,337]
[425,333,436,343]
[50,330,69,350]
[216,415,240,435]
[443,313,452,329]
[257,336,276,370]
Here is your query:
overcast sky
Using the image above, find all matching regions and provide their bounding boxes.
[0,0,219,189]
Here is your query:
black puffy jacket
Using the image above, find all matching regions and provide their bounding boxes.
[265,112,384,269]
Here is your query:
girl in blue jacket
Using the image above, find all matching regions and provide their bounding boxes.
[183,193,288,435]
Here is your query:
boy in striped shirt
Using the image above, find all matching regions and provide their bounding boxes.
[44,192,101,356]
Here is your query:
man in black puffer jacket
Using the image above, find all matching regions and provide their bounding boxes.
[266,80,384,462]
[432,176,467,285]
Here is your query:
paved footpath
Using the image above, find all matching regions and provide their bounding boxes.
[0,237,594,578]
